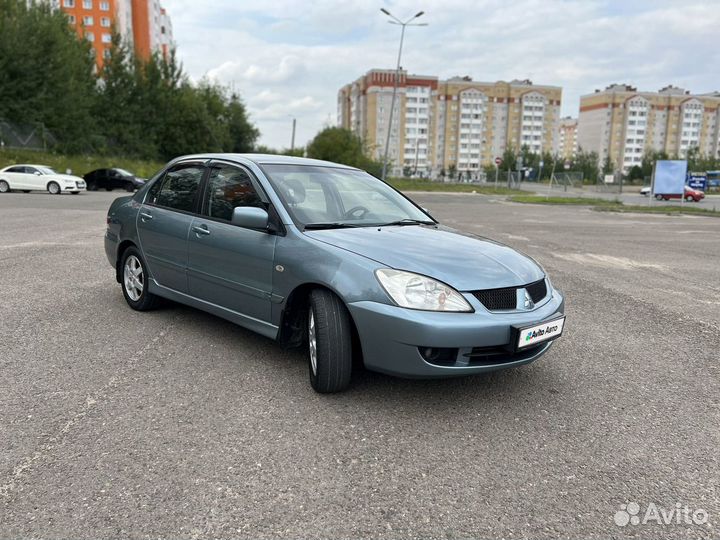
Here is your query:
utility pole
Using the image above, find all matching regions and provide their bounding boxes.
[290,117,296,152]
[379,8,427,181]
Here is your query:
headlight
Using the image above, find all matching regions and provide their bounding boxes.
[375,269,473,312]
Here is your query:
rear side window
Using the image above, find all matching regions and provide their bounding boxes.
[6,166,25,173]
[205,164,264,221]
[148,163,205,212]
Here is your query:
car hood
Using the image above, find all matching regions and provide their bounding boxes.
[304,225,544,291]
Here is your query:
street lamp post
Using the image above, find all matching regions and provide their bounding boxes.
[379,8,427,181]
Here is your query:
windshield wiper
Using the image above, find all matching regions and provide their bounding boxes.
[376,218,435,227]
[303,222,362,230]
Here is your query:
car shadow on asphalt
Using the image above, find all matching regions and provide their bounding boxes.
[153,300,560,408]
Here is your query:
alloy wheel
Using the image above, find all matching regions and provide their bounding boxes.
[123,255,144,301]
[308,307,318,376]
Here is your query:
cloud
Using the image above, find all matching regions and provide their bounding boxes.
[162,0,720,149]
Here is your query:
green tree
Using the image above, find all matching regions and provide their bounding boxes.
[306,127,382,176]
[0,0,97,152]
[573,147,600,183]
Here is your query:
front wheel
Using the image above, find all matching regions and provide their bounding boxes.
[120,247,160,311]
[124,182,135,192]
[307,289,353,393]
[685,195,694,202]
[655,194,663,201]
[0,180,9,193]
[47,181,60,195]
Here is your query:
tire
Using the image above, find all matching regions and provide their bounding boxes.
[685,195,693,202]
[655,194,663,201]
[47,181,60,195]
[71,191,80,195]
[307,289,353,393]
[105,187,113,191]
[124,182,135,192]
[87,181,97,191]
[663,196,670,201]
[120,247,160,311]
[22,190,31,193]
[0,180,9,193]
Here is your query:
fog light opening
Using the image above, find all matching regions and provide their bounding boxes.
[418,347,458,365]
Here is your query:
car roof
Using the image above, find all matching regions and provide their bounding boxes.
[6,164,52,168]
[171,153,359,170]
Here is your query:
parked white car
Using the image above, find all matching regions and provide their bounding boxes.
[0,164,86,195]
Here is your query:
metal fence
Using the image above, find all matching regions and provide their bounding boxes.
[0,120,57,151]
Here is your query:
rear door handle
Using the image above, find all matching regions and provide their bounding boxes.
[139,212,153,221]
[191,224,210,236]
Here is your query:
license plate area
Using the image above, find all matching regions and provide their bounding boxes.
[511,316,565,351]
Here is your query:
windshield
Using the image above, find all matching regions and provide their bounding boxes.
[115,168,134,176]
[37,166,57,175]
[262,165,433,228]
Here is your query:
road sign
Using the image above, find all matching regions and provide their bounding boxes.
[495,157,502,166]
[687,173,708,191]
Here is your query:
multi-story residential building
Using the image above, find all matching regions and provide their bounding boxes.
[577,84,720,171]
[558,117,578,161]
[53,0,173,68]
[338,70,562,177]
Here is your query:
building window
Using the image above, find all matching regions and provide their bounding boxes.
[63,0,75,6]
[83,16,93,26]
[101,17,110,27]
[68,14,76,23]
[100,0,109,9]
[83,0,92,8]
[85,31,95,41]
[101,33,111,43]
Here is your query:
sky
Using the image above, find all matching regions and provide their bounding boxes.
[161,0,720,150]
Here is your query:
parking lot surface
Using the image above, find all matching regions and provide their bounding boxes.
[1,191,718,539]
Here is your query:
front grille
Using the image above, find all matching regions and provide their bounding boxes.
[471,278,547,311]
[526,279,547,303]
[472,287,517,310]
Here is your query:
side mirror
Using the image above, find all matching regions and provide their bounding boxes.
[34,171,41,176]
[231,207,268,229]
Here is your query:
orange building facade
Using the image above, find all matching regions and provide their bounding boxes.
[57,0,173,69]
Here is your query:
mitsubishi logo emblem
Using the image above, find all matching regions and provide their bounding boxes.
[523,289,534,310]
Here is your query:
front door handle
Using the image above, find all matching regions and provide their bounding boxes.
[140,212,153,221]
[191,224,210,236]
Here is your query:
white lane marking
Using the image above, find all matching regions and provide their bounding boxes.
[0,240,98,250]
[503,234,530,241]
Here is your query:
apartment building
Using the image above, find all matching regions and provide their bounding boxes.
[558,117,578,161]
[578,84,720,171]
[338,69,562,177]
[53,0,173,67]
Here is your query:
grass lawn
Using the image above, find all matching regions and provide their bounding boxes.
[0,149,165,178]
[507,195,623,206]
[387,177,524,195]
[507,194,719,217]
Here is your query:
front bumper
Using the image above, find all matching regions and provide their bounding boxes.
[347,288,565,378]
[62,181,86,192]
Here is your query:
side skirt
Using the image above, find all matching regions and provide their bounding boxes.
[148,279,279,341]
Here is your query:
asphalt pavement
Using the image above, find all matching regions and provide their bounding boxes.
[1,190,718,539]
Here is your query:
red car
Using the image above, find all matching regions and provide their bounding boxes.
[655,186,705,202]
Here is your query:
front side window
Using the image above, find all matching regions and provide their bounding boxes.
[149,163,204,212]
[205,164,264,222]
[263,165,432,228]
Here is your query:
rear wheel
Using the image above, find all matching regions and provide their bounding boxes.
[47,181,60,195]
[0,180,9,193]
[22,190,30,193]
[685,195,694,202]
[86,181,97,191]
[307,289,353,393]
[120,247,160,311]
[655,194,663,201]
[124,181,135,192]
